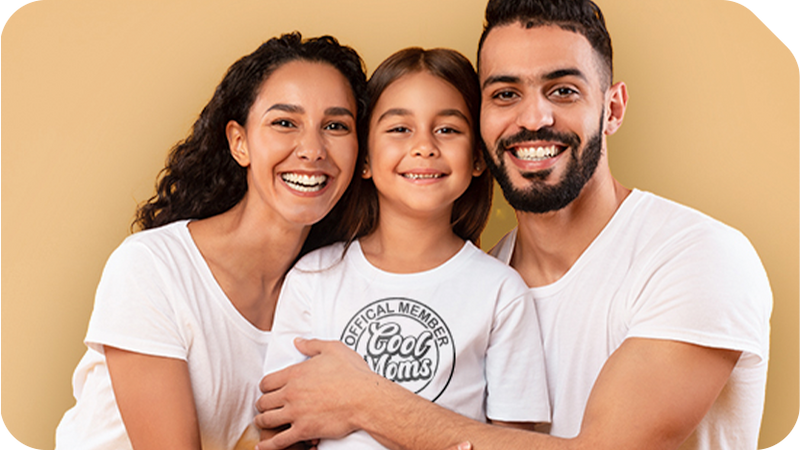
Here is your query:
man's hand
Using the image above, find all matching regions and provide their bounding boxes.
[254,338,380,450]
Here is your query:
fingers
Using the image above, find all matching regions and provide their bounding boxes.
[451,443,472,450]
[293,337,333,357]
[254,426,302,450]
[260,364,292,394]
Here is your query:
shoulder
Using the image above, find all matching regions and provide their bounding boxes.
[631,192,757,262]
[487,228,517,264]
[292,242,348,272]
[461,242,530,294]
[103,220,195,276]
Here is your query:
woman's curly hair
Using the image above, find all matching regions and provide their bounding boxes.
[133,32,368,255]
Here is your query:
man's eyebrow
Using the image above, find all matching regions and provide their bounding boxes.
[481,75,520,91]
[481,69,588,91]
[543,68,587,82]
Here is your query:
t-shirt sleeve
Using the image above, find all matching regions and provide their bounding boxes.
[626,223,772,364]
[84,241,188,360]
[484,275,551,423]
[263,269,315,375]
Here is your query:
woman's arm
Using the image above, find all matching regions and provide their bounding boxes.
[105,346,201,450]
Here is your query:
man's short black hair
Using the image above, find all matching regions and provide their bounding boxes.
[478,0,613,87]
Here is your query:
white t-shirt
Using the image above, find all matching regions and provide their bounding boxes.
[490,189,772,449]
[265,240,550,450]
[55,221,270,450]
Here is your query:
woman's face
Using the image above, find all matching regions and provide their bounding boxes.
[365,71,479,220]
[227,60,358,228]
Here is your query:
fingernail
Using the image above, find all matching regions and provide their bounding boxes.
[458,443,472,450]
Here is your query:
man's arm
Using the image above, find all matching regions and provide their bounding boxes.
[254,337,739,450]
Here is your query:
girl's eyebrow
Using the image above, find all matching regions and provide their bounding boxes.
[438,109,469,122]
[376,108,469,123]
[376,107,412,123]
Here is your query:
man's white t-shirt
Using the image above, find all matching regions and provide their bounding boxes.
[490,189,772,449]
[266,240,551,450]
[55,221,270,450]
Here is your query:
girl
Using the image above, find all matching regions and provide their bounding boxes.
[261,47,550,450]
[55,32,368,450]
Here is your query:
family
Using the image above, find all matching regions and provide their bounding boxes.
[54,1,772,449]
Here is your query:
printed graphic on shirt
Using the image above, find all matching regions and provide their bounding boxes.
[340,298,455,402]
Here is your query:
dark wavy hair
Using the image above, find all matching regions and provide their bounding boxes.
[478,0,613,87]
[133,32,368,255]
[340,47,493,245]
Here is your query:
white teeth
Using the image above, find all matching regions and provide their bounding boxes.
[281,173,328,192]
[515,145,560,161]
[403,173,442,180]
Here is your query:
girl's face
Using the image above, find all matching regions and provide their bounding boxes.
[365,71,480,221]
[227,60,358,228]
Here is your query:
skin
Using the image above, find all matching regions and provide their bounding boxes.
[253,24,741,450]
[105,60,358,450]
[361,71,533,431]
[361,71,482,273]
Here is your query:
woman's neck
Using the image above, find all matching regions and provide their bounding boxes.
[359,206,465,274]
[188,199,309,331]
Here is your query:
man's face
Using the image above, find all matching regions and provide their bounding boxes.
[479,24,609,213]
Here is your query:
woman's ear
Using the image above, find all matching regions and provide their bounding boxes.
[226,120,250,167]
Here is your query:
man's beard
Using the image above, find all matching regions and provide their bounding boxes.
[483,113,604,214]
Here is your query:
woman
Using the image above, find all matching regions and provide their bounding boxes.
[55,32,368,450]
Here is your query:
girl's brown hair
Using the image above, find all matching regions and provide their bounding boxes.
[341,47,493,245]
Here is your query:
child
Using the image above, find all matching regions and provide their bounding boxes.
[261,47,550,449]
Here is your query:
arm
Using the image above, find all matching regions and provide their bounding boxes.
[105,346,201,450]
[254,337,738,450]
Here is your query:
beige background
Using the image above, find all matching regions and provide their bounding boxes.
[1,0,797,449]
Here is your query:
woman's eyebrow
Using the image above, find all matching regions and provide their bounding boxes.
[265,103,303,115]
[325,106,355,118]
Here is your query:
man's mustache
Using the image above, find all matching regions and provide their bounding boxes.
[495,127,581,154]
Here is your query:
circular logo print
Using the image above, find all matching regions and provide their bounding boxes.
[340,298,455,401]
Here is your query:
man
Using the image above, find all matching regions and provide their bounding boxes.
[253,1,772,449]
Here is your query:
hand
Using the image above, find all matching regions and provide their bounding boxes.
[254,338,379,450]
[443,443,472,450]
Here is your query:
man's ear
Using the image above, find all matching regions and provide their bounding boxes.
[604,81,628,136]
[226,120,250,167]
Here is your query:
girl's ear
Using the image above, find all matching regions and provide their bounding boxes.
[227,120,250,167]
[472,153,486,177]
[361,157,372,179]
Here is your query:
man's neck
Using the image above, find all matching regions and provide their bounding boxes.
[510,173,630,288]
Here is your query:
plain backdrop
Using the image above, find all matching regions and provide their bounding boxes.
[1,0,798,449]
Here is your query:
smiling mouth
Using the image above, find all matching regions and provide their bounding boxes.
[281,173,329,192]
[511,145,565,162]
[402,173,444,180]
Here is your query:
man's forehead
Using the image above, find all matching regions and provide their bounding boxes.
[478,23,599,83]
